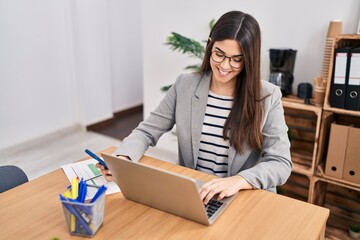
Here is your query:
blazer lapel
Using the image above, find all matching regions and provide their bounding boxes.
[191,73,211,166]
[227,147,237,175]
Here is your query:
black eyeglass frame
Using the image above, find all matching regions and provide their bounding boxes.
[210,51,243,69]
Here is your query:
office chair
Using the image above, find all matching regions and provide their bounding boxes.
[0,165,29,193]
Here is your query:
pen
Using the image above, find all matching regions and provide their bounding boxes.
[85,149,109,169]
[66,175,101,190]
[77,179,87,203]
[90,185,107,203]
[72,177,79,199]
[70,177,79,231]
[86,184,102,188]
[81,181,87,203]
[84,174,102,182]
[59,195,93,235]
[65,196,92,215]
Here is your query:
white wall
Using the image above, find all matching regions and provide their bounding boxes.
[70,0,113,126]
[0,0,143,150]
[109,0,143,113]
[1,0,358,151]
[142,0,360,118]
[0,1,76,149]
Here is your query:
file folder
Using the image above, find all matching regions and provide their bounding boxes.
[345,47,360,111]
[343,126,360,184]
[330,47,352,109]
[325,123,348,179]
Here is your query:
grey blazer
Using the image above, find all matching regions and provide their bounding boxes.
[114,72,292,192]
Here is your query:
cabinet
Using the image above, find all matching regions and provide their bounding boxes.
[312,112,360,240]
[281,34,360,240]
[281,96,322,202]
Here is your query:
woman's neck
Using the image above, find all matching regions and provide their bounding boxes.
[210,80,235,97]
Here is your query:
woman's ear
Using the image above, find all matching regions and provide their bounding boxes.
[206,37,212,47]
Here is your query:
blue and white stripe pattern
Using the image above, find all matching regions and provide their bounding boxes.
[196,91,233,177]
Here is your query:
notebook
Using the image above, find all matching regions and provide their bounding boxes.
[101,153,237,225]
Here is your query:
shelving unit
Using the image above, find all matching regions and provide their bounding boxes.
[318,34,360,240]
[281,34,360,240]
[313,111,360,240]
[311,177,360,240]
[281,96,322,202]
[315,112,360,189]
[280,171,310,202]
[282,95,322,178]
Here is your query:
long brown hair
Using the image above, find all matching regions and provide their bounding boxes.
[200,11,264,154]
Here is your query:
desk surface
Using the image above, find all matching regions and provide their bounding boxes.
[0,147,329,240]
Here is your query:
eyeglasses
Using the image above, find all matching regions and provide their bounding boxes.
[211,51,243,69]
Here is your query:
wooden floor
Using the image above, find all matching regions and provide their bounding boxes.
[1,109,143,181]
[1,107,179,181]
[0,128,122,180]
[89,106,144,140]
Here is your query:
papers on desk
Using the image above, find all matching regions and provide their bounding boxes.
[62,159,120,200]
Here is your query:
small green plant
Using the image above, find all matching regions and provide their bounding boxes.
[350,224,360,233]
[349,224,360,239]
[165,32,205,67]
[165,19,215,71]
[162,19,215,92]
[287,128,295,142]
[276,186,285,195]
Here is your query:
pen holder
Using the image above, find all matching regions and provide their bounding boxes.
[61,191,106,237]
[314,86,326,107]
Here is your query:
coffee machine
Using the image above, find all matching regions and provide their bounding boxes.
[269,49,297,96]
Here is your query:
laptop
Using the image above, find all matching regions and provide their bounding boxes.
[101,153,237,225]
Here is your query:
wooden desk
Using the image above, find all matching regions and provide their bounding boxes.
[0,147,329,240]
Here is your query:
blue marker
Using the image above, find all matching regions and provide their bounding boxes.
[90,185,107,204]
[85,149,108,169]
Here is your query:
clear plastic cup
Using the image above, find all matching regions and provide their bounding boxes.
[61,191,106,237]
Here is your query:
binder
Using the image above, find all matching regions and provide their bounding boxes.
[345,47,360,111]
[325,123,348,179]
[330,47,352,109]
[342,126,360,184]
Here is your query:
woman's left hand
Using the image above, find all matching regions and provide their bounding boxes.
[199,175,253,204]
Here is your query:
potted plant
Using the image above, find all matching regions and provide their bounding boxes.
[161,19,215,93]
[349,224,360,239]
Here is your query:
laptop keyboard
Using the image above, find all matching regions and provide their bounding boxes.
[204,199,223,218]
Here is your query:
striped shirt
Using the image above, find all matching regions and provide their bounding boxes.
[196,91,233,177]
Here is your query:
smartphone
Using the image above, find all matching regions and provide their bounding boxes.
[85,149,109,169]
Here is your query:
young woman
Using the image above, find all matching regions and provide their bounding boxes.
[98,10,292,204]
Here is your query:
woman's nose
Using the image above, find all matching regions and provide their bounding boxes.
[220,57,231,69]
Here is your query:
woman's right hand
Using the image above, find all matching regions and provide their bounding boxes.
[96,163,113,182]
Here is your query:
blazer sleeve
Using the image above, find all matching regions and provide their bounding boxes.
[238,86,292,190]
[113,76,180,161]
